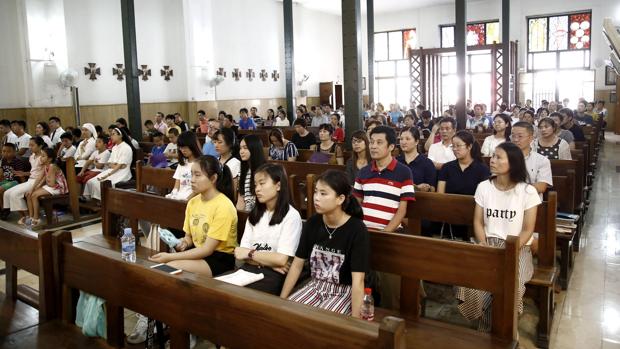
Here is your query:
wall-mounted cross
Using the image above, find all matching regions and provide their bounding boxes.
[138,65,151,81]
[216,67,226,78]
[260,69,268,81]
[246,69,255,81]
[84,63,101,81]
[232,68,241,81]
[112,64,125,81]
[272,70,280,82]
[160,65,173,81]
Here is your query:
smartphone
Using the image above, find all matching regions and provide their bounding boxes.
[150,263,182,275]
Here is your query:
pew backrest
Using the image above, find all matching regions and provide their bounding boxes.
[135,161,176,194]
[53,232,406,349]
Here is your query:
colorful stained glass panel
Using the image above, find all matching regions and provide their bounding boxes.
[467,23,485,46]
[486,22,500,44]
[403,29,417,58]
[529,18,548,52]
[569,13,591,49]
[549,16,568,50]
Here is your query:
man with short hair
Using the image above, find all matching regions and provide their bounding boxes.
[311,106,329,127]
[353,126,415,232]
[511,122,553,195]
[428,117,456,170]
[536,100,549,116]
[291,119,316,150]
[154,112,168,134]
[202,119,220,157]
[143,120,157,138]
[249,107,261,120]
[48,116,64,145]
[0,119,16,147]
[197,110,209,134]
[549,112,575,149]
[558,108,585,142]
[11,121,31,157]
[466,104,490,131]
[238,108,256,130]
[174,113,189,132]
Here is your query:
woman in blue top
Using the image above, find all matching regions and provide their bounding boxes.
[397,127,436,192]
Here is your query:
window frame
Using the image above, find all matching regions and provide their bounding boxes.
[439,20,500,48]
[526,10,592,72]
[374,28,417,62]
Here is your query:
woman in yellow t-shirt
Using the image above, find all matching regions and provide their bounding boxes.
[149,155,238,277]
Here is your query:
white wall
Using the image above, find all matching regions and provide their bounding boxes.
[373,0,620,90]
[0,0,28,108]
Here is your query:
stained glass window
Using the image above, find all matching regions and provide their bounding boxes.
[441,26,454,48]
[467,23,486,46]
[486,22,500,44]
[569,13,591,49]
[549,16,568,50]
[529,18,548,52]
[403,29,417,58]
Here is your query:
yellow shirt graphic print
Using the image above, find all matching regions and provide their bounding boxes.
[183,193,238,254]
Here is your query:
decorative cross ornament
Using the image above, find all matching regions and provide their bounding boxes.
[112,64,125,81]
[246,69,255,81]
[138,65,151,81]
[259,69,268,81]
[232,68,241,81]
[84,63,101,81]
[272,70,280,82]
[216,67,226,78]
[160,65,173,81]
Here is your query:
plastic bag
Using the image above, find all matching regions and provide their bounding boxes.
[75,291,107,338]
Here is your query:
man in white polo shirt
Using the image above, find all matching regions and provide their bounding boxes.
[427,117,457,170]
[48,116,64,146]
[511,121,553,196]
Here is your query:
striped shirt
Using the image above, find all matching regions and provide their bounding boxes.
[269,141,299,161]
[353,158,415,230]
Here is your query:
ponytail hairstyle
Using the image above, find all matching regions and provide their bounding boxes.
[176,131,202,166]
[239,134,266,196]
[213,127,239,158]
[248,163,290,226]
[315,170,363,219]
[453,130,482,163]
[196,155,234,203]
[31,136,47,149]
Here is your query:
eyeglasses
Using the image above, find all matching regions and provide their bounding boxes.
[452,143,468,149]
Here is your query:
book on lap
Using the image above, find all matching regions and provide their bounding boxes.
[214,269,264,286]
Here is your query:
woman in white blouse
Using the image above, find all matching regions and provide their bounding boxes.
[274,110,290,127]
[480,114,511,157]
[82,128,134,202]
[457,142,540,331]
[34,122,54,148]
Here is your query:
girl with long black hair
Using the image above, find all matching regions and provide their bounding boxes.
[149,155,237,276]
[234,163,302,295]
[280,170,369,318]
[236,134,266,210]
[167,131,202,201]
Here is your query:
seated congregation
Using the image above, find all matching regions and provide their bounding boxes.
[0,98,604,348]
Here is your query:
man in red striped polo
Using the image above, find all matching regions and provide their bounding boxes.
[353,126,415,232]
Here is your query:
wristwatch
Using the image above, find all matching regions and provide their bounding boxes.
[248,249,256,260]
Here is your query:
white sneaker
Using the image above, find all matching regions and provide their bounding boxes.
[190,334,197,348]
[126,314,149,344]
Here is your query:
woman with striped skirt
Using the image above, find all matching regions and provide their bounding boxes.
[456,142,541,331]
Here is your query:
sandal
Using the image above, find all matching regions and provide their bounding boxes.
[31,218,41,227]
[17,216,28,225]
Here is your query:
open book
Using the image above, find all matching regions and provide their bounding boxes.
[215,269,264,286]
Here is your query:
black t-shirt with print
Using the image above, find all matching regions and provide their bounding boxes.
[295,214,370,285]
[291,132,317,150]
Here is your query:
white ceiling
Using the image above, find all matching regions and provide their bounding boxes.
[277,0,456,15]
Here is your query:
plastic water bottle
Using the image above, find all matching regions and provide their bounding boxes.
[24,217,32,230]
[121,228,136,263]
[361,288,375,321]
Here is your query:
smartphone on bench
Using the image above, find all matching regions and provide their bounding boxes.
[150,263,182,275]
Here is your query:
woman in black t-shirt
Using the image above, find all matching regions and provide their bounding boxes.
[280,170,369,317]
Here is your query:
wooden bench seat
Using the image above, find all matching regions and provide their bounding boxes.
[52,233,406,349]
[405,191,557,348]
[370,231,520,349]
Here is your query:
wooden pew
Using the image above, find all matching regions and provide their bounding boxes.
[405,191,557,348]
[135,161,176,195]
[52,231,406,349]
[0,223,56,325]
[551,171,576,290]
[371,231,520,349]
[550,159,584,251]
